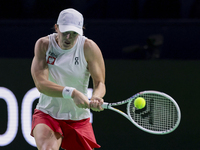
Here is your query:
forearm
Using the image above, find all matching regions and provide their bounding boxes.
[32,67,64,97]
[90,81,105,111]
[35,79,64,97]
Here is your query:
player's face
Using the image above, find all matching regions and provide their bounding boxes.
[56,25,79,50]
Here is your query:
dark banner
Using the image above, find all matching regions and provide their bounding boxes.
[0,59,199,149]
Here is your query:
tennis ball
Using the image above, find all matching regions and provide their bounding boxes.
[134,97,146,109]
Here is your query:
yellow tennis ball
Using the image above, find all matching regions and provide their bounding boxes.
[134,97,146,109]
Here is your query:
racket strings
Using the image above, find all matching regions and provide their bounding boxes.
[129,94,179,132]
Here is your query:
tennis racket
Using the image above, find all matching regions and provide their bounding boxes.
[102,90,181,135]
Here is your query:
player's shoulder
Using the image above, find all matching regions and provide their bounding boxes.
[84,38,102,61]
[35,36,49,51]
[84,38,95,48]
[84,38,101,53]
[36,36,49,46]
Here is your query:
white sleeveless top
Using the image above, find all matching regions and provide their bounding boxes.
[36,33,91,120]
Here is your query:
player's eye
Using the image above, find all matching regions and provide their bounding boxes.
[73,32,78,35]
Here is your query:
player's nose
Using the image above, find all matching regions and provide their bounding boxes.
[66,33,70,39]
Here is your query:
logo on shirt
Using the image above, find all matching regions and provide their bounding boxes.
[47,51,57,65]
[47,56,56,65]
[75,57,79,65]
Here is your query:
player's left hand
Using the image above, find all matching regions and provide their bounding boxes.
[90,96,104,112]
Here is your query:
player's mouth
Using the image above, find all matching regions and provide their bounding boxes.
[64,41,71,46]
[65,41,70,44]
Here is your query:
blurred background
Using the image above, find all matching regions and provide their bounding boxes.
[0,0,200,150]
[1,0,200,59]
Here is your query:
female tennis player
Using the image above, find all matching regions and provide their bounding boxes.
[30,8,105,150]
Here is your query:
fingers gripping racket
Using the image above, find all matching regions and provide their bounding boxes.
[102,90,181,135]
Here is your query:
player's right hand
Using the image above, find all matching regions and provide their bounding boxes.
[71,89,90,109]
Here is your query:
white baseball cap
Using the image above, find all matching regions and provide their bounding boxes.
[57,8,83,35]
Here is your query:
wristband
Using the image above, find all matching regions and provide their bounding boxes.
[62,87,75,99]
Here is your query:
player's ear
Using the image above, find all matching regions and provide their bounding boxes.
[54,24,59,33]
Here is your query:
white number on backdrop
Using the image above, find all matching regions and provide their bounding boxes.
[0,87,93,147]
[0,87,18,146]
[21,87,40,147]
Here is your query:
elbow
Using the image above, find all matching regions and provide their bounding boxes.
[35,81,46,94]
[35,84,43,93]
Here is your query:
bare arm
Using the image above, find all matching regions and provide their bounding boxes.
[84,39,106,111]
[31,37,64,97]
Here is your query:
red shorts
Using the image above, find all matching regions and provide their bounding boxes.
[31,109,100,150]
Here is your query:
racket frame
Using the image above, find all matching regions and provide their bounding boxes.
[102,90,181,135]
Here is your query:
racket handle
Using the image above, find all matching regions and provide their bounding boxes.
[89,101,108,109]
[102,102,109,109]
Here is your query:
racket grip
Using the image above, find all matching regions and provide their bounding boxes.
[101,102,109,109]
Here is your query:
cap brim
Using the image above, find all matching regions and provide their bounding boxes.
[59,25,83,35]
